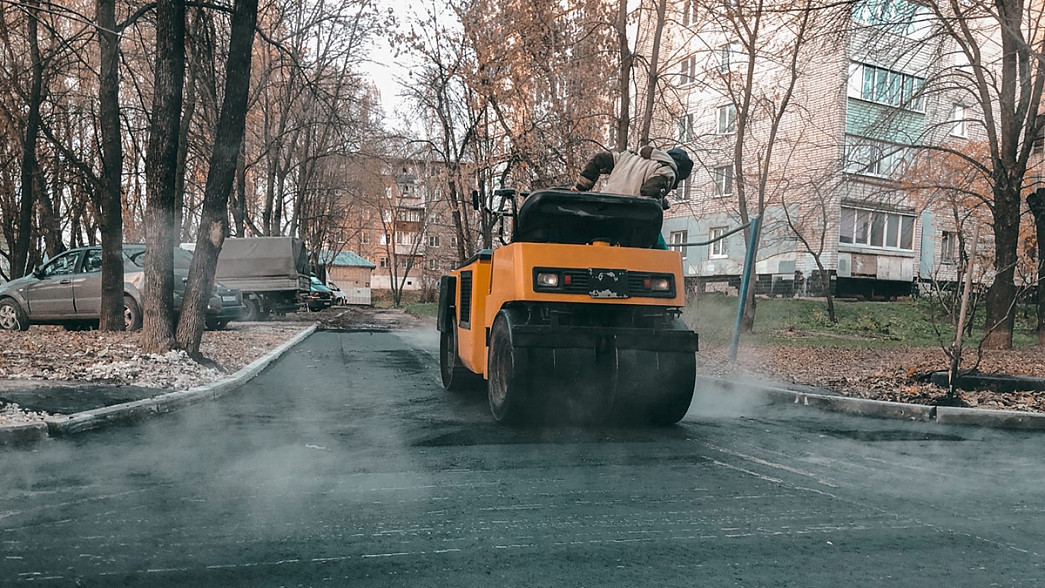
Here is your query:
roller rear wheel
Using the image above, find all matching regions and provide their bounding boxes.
[487,313,527,423]
[440,317,481,392]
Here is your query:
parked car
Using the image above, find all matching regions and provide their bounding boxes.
[0,244,245,331]
[304,277,334,312]
[325,281,349,305]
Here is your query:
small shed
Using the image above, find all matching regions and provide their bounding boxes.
[320,250,376,305]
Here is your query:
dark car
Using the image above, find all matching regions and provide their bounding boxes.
[304,277,334,312]
[0,244,245,331]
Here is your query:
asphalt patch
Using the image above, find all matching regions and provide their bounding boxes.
[823,428,965,442]
[0,382,164,414]
[415,425,693,447]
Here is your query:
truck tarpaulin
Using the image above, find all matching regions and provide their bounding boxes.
[216,237,309,279]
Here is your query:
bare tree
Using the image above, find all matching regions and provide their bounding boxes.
[141,0,185,353]
[11,0,44,279]
[176,0,258,355]
[910,0,1045,349]
[780,177,838,322]
[682,0,832,332]
[638,0,668,145]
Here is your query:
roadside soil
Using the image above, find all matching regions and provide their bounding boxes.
[699,338,1045,413]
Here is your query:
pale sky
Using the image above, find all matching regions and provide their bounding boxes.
[359,0,421,120]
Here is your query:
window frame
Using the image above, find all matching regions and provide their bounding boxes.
[709,227,728,259]
[719,42,742,74]
[669,230,689,260]
[717,104,736,135]
[713,165,733,197]
[851,62,925,112]
[41,251,81,277]
[941,231,956,264]
[950,104,968,138]
[838,206,915,251]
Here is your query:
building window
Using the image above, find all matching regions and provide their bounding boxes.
[379,257,388,269]
[950,104,967,137]
[360,232,370,245]
[713,165,733,196]
[428,258,439,270]
[844,136,909,178]
[852,0,930,38]
[850,62,925,112]
[941,231,956,264]
[710,227,728,258]
[450,236,458,249]
[953,49,972,73]
[380,234,389,245]
[428,235,440,247]
[678,55,697,86]
[838,206,914,250]
[674,177,691,202]
[719,43,742,74]
[396,232,406,245]
[670,230,688,260]
[717,104,736,135]
[677,113,695,143]
[396,209,422,223]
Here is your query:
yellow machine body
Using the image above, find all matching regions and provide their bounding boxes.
[449,242,686,379]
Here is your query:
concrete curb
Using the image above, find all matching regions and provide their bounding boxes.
[935,406,1045,430]
[7,325,318,438]
[699,374,1045,431]
[0,421,48,444]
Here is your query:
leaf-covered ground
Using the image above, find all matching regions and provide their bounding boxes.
[699,337,1045,412]
[0,322,309,425]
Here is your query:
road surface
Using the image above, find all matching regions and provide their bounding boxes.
[1,328,1043,586]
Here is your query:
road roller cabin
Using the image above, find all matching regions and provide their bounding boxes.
[437,188,699,425]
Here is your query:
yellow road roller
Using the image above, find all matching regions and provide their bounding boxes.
[437,189,698,424]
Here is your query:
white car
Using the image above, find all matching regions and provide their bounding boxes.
[326,281,349,305]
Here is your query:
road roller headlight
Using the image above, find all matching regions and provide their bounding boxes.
[650,277,671,292]
[536,272,560,288]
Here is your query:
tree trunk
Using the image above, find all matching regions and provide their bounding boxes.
[97,0,125,331]
[1028,188,1045,346]
[614,0,631,150]
[40,163,64,257]
[174,38,198,242]
[175,0,258,355]
[638,0,667,146]
[12,0,44,279]
[142,0,186,353]
[982,181,1020,349]
[813,259,836,323]
[231,142,247,236]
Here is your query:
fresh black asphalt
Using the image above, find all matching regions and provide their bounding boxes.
[1,329,1043,586]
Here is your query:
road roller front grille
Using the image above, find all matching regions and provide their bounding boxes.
[534,267,675,298]
[459,271,473,328]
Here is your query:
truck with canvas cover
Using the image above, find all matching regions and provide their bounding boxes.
[206,237,310,320]
[437,189,699,425]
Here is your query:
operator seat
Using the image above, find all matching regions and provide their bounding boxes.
[512,189,663,248]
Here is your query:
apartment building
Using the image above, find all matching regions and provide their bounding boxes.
[347,157,462,292]
[661,0,990,298]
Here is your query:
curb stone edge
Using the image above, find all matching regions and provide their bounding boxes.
[697,374,1045,431]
